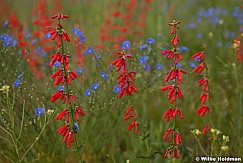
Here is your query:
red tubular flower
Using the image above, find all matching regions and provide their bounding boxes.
[164,148,169,158]
[171,34,179,47]
[199,92,208,105]
[67,132,74,147]
[175,132,181,145]
[196,105,211,117]
[175,52,183,64]
[176,148,180,158]
[128,119,136,131]
[193,62,208,74]
[50,52,61,66]
[51,69,63,79]
[52,13,69,20]
[134,121,139,134]
[63,129,70,143]
[202,123,210,135]
[69,71,78,80]
[65,112,70,123]
[192,51,205,60]
[125,106,134,116]
[171,149,175,158]
[51,90,63,103]
[57,124,69,135]
[161,49,172,56]
[55,109,68,120]
[163,128,172,140]
[75,107,85,121]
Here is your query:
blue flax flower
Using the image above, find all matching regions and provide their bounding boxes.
[113,86,121,93]
[91,84,100,90]
[84,89,91,96]
[34,107,45,116]
[121,41,131,50]
[100,72,108,79]
[147,37,155,44]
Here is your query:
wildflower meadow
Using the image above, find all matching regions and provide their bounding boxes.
[0,0,242,162]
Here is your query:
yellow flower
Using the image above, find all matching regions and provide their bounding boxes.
[0,85,10,93]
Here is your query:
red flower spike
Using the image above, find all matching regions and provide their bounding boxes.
[202,124,210,135]
[55,109,68,120]
[50,52,61,66]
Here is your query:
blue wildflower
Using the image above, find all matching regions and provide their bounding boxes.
[138,55,148,64]
[140,44,148,50]
[57,86,65,91]
[25,33,31,39]
[91,84,100,90]
[147,37,155,44]
[1,34,9,41]
[83,47,95,55]
[143,64,150,71]
[84,89,91,96]
[194,57,201,62]
[197,33,202,38]
[12,40,17,47]
[121,41,131,50]
[74,122,79,131]
[34,107,45,116]
[156,64,164,70]
[53,61,61,67]
[113,86,121,93]
[13,79,21,87]
[3,20,8,27]
[45,32,51,39]
[79,34,85,43]
[77,67,83,75]
[31,39,38,44]
[100,72,108,79]
[189,62,196,69]
[18,73,24,79]
[178,46,189,53]
[176,63,182,68]
[217,42,223,47]
[72,28,82,36]
[157,34,163,39]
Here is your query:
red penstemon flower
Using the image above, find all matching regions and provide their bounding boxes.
[47,14,85,149]
[112,49,139,134]
[161,20,184,159]
[192,47,212,135]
